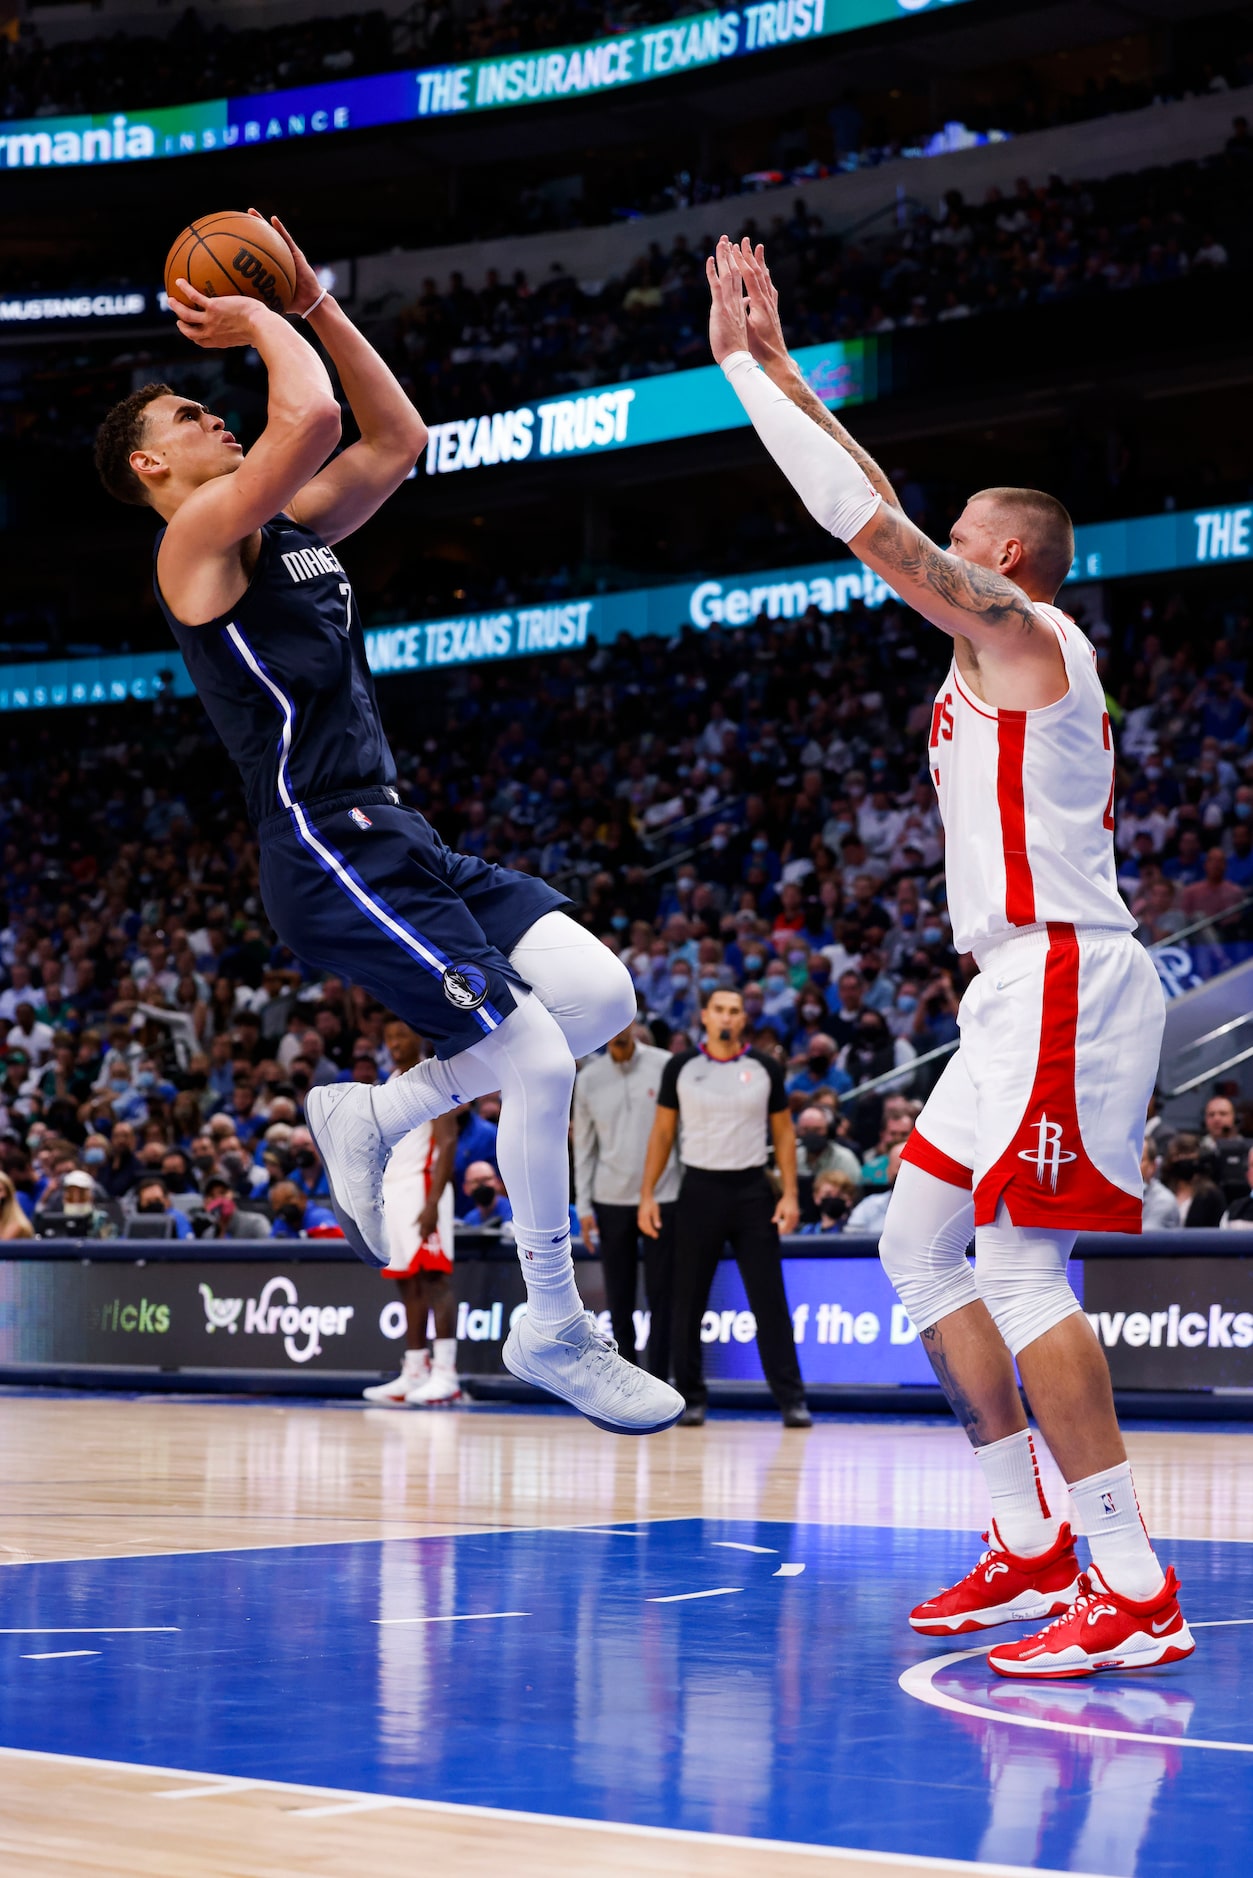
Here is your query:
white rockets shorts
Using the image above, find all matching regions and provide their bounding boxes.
[901,923,1163,1233]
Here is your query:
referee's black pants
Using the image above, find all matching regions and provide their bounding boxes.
[593,1201,675,1379]
[671,1167,806,1413]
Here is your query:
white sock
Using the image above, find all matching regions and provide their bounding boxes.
[402,1347,428,1376]
[1069,1460,1165,1602]
[432,1337,457,1374]
[976,1429,1061,1558]
[513,1224,584,1331]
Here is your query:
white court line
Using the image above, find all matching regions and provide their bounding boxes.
[0,1742,1115,1876]
[564,1527,646,1537]
[288,1796,401,1818]
[648,1586,741,1603]
[153,1781,265,1801]
[21,1650,98,1660]
[712,1541,777,1555]
[374,1611,529,1626]
[775,1564,806,1578]
[900,1617,1253,1754]
[0,1627,179,1634]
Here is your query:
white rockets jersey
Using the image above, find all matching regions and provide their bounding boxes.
[927,605,1134,958]
[382,1110,455,1263]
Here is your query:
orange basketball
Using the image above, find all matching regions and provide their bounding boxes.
[164,211,296,317]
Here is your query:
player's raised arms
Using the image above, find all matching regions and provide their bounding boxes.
[254,214,427,547]
[708,236,1067,704]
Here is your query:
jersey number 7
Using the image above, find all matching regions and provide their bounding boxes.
[338,581,354,637]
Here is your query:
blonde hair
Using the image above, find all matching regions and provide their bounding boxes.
[970,486,1074,598]
[0,1174,33,1240]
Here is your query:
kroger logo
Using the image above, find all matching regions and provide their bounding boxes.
[198,1276,354,1364]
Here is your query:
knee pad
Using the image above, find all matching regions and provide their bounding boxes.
[510,912,637,1057]
[877,1160,979,1334]
[974,1210,1081,1357]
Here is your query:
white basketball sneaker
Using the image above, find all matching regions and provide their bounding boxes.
[304,1083,391,1268]
[502,1312,684,1435]
[408,1365,465,1407]
[363,1350,430,1406]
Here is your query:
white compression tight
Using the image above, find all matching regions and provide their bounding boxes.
[879,1162,1082,1356]
[371,915,636,1324]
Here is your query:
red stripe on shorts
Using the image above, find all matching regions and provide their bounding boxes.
[901,1130,973,1191]
[996,709,1035,926]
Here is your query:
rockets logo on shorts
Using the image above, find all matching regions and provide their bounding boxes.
[1018,1113,1078,1191]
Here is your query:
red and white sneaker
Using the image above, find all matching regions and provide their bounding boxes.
[987,1564,1195,1679]
[909,1522,1082,1636]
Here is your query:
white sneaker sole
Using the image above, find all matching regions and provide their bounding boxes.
[502,1335,684,1436]
[304,1085,387,1269]
[407,1390,465,1408]
[989,1622,1197,1679]
[361,1391,412,1407]
[910,1580,1082,1636]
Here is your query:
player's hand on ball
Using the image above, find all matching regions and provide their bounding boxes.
[250,209,325,317]
[706,235,751,363]
[173,280,266,349]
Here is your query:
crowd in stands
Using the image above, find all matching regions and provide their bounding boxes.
[0,564,1250,1241]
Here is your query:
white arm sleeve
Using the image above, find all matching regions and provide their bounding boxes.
[720,350,882,542]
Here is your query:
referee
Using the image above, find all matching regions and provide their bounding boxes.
[638,986,811,1429]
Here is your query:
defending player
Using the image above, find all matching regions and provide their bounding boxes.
[708,235,1193,1677]
[94,214,683,1437]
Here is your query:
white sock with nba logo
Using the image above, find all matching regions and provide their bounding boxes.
[1069,1460,1165,1601]
[975,1429,1060,1558]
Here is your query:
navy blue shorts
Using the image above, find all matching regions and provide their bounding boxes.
[257,786,569,1057]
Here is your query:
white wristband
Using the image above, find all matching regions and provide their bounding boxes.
[301,287,329,320]
[720,350,881,543]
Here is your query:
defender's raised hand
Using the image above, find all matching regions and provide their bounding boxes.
[737,239,791,376]
[706,235,751,364]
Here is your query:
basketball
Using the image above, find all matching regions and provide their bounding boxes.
[164,210,296,316]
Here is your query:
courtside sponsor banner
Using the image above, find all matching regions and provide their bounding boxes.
[0,3,971,172]
[0,497,1241,712]
[1083,1259,1253,1389]
[419,339,876,477]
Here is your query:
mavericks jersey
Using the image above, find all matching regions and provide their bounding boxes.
[155,512,396,827]
[928,605,1134,957]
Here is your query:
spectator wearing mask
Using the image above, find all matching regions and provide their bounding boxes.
[461,1161,513,1230]
[794,1107,864,1187]
[862,1114,915,1189]
[841,1009,916,1101]
[1220,1145,1253,1229]
[161,1148,198,1195]
[200,1174,272,1240]
[132,1176,194,1239]
[786,1033,852,1101]
[799,1170,859,1234]
[1142,1141,1181,1231]
[1200,1096,1252,1203]
[828,970,867,1048]
[1160,1134,1226,1227]
[268,1180,343,1239]
[287,1127,331,1200]
[54,1169,112,1240]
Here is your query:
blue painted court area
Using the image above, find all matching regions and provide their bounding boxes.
[2,1518,1251,1874]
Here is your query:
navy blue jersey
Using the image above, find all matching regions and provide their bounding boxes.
[154,512,396,827]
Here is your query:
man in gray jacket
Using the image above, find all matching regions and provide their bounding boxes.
[574,1023,680,1377]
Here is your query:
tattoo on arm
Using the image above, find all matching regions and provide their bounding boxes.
[865,507,1037,633]
[921,1323,992,1447]
[778,369,901,511]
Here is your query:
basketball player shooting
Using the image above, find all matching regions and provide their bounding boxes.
[93,213,684,1438]
[707,235,1194,1677]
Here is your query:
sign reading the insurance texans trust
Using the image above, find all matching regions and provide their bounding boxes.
[0,3,971,171]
